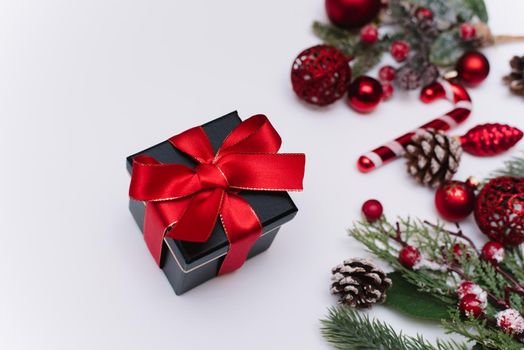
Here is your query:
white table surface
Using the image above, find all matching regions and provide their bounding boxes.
[1,0,523,349]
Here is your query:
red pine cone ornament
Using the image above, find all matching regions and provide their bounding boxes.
[475,177,524,246]
[291,45,351,106]
[460,123,523,157]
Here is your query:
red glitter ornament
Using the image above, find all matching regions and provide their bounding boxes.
[347,76,383,113]
[362,199,383,222]
[459,123,523,157]
[456,51,490,86]
[360,24,379,44]
[459,294,485,318]
[399,245,421,269]
[291,45,351,106]
[475,176,524,245]
[435,180,476,222]
[390,40,410,62]
[325,0,382,29]
[481,241,505,264]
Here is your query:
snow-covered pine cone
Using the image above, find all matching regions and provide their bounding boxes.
[330,258,392,308]
[420,64,440,86]
[504,55,524,97]
[396,66,421,90]
[404,129,462,188]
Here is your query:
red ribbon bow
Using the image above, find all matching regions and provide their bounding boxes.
[129,115,305,274]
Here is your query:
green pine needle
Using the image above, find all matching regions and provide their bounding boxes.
[321,306,468,350]
[487,152,524,179]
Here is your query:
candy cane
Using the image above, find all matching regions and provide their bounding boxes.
[357,79,472,173]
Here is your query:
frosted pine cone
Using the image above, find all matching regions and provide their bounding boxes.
[420,64,440,86]
[404,129,462,188]
[396,66,421,90]
[330,258,392,308]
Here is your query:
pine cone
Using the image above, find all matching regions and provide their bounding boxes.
[417,18,439,37]
[503,56,524,96]
[330,258,392,308]
[396,66,421,90]
[404,129,462,188]
[420,64,440,86]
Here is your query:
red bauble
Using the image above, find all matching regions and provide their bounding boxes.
[456,51,490,86]
[474,176,524,245]
[459,294,485,318]
[435,180,476,221]
[390,40,410,62]
[460,23,476,40]
[460,123,523,157]
[347,76,383,113]
[481,241,505,264]
[360,24,379,44]
[399,245,421,268]
[291,45,351,106]
[378,65,396,82]
[325,0,382,29]
[362,199,383,222]
[381,82,394,100]
[415,7,433,20]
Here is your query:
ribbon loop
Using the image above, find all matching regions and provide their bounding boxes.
[129,114,305,274]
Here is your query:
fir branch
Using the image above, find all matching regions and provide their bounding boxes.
[312,21,359,56]
[442,310,523,350]
[487,151,524,179]
[321,306,469,350]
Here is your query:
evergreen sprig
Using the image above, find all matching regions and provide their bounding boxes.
[487,152,524,179]
[321,306,469,350]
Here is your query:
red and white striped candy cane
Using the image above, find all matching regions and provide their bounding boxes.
[357,79,472,173]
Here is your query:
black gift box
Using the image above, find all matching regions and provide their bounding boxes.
[126,111,299,295]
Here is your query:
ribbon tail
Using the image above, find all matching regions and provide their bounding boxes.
[143,200,187,266]
[219,193,262,274]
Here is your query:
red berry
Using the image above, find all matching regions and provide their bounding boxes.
[378,65,396,82]
[459,294,484,318]
[381,82,394,100]
[390,41,410,62]
[399,245,421,268]
[481,241,505,264]
[460,23,477,40]
[453,243,471,261]
[362,199,383,222]
[415,7,433,20]
[457,281,476,299]
[496,309,524,334]
[360,25,379,44]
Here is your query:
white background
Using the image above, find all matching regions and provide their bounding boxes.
[1,0,523,349]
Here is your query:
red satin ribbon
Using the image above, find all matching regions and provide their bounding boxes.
[129,115,305,274]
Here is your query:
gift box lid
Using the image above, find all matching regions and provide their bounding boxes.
[126,111,298,272]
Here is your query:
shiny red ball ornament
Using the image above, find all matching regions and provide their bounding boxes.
[360,24,379,44]
[460,23,477,40]
[347,76,383,113]
[456,51,490,86]
[474,176,524,245]
[390,40,410,62]
[362,199,383,222]
[459,294,485,318]
[399,245,421,269]
[481,241,505,265]
[435,180,476,221]
[378,65,396,82]
[291,45,351,106]
[460,123,523,157]
[325,0,382,29]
